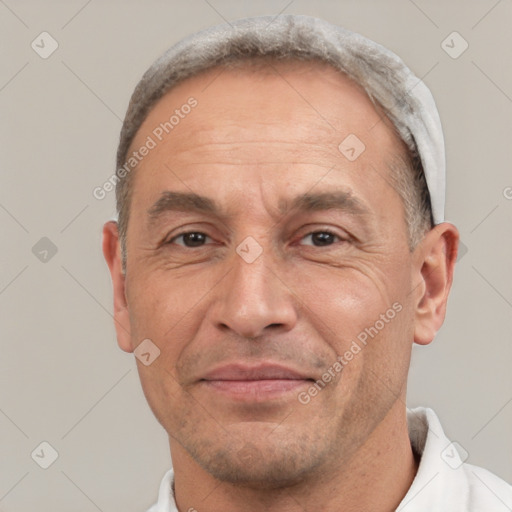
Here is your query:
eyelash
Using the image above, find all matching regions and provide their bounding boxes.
[165,229,346,248]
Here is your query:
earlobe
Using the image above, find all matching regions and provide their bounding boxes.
[413,222,459,346]
[102,221,133,353]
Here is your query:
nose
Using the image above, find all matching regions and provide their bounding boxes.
[211,243,298,340]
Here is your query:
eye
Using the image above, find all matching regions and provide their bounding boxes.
[166,229,346,249]
[299,230,345,247]
[167,231,213,247]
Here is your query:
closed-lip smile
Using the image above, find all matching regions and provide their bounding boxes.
[199,363,314,401]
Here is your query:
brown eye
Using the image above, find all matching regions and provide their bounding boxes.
[300,230,343,247]
[168,232,211,247]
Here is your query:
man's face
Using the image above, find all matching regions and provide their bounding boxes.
[114,61,422,485]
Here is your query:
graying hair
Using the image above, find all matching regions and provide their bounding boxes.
[115,15,434,270]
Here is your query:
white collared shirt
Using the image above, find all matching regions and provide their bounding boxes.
[147,407,512,511]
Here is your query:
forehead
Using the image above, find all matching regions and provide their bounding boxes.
[130,58,403,153]
[127,59,407,219]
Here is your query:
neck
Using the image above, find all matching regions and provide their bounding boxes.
[171,402,418,512]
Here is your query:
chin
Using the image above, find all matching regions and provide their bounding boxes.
[184,428,330,489]
[197,450,313,489]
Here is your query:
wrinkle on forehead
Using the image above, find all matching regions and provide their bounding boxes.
[130,59,402,159]
[128,60,409,239]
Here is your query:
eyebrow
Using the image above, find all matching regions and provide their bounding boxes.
[146,190,370,226]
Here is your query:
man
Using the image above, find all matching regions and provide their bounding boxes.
[102,14,512,512]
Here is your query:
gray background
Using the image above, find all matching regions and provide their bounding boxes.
[1,0,511,510]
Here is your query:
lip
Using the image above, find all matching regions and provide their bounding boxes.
[199,363,314,401]
[201,363,311,381]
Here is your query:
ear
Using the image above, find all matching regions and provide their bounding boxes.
[412,222,459,345]
[102,221,133,353]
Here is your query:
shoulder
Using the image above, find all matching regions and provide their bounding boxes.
[400,407,512,511]
[461,462,512,511]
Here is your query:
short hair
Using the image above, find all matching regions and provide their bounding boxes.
[115,15,437,271]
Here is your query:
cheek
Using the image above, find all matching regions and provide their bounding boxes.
[290,259,414,403]
[135,362,197,441]
[127,273,200,431]
[124,274,200,422]
[125,267,221,391]
[126,267,210,342]
[290,261,406,347]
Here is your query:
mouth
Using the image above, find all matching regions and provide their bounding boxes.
[198,363,314,401]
